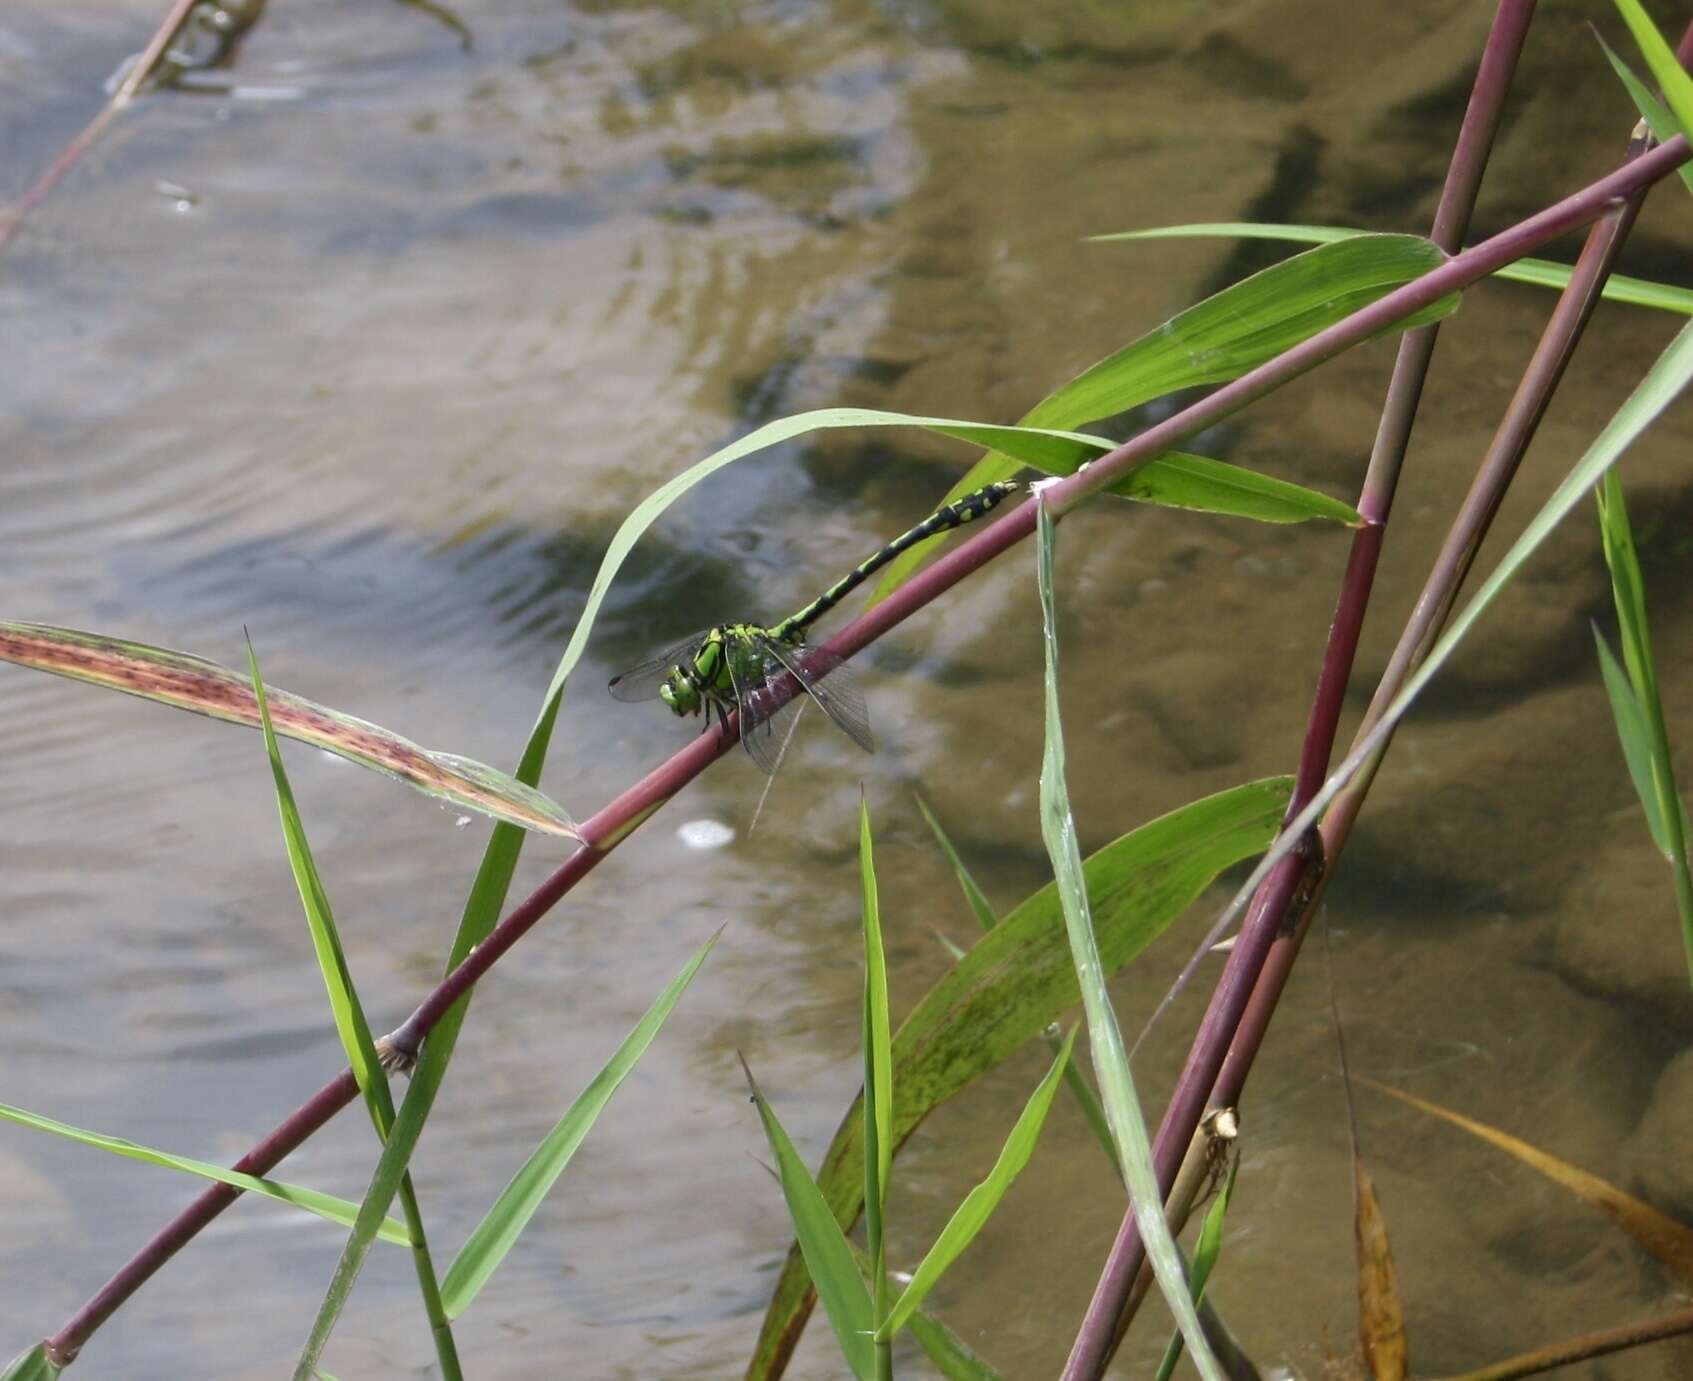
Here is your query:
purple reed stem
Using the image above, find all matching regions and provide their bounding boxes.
[1060,4,1533,1371]
[1073,26,1688,1377]
[41,127,1693,1366]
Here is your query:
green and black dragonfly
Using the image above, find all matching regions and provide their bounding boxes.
[610,480,1020,773]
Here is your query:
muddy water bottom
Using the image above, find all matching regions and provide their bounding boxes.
[4,1,1693,1377]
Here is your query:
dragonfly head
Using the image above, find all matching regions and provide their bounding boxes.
[659,669,701,716]
[658,628,727,717]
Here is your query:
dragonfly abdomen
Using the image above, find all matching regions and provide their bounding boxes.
[770,480,1019,641]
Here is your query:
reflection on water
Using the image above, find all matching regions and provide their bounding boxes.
[4,1,1693,1376]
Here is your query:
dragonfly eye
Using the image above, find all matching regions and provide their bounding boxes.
[660,672,698,716]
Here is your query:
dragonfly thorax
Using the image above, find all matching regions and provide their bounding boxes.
[658,626,745,718]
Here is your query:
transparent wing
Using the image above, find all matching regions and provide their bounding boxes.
[608,629,718,703]
[761,637,874,755]
[725,640,801,776]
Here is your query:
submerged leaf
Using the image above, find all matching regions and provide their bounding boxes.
[1361,1077,1693,1286]
[0,621,579,838]
[1355,1157,1408,1381]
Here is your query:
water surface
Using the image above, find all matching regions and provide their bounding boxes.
[4,2,1693,1377]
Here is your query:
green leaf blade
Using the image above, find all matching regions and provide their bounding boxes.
[746,1062,878,1381]
[868,235,1450,603]
[1099,222,1693,315]
[1596,37,1693,198]
[1035,497,1225,1381]
[439,931,719,1319]
[744,776,1289,1380]
[1612,0,1693,147]
[1154,1153,1239,1381]
[1111,453,1361,526]
[0,1100,409,1244]
[878,1027,1077,1341]
[858,798,894,1339]
[1594,626,1674,857]
[915,795,1000,933]
[247,639,389,1127]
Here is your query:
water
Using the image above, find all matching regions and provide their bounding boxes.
[4,1,1693,1377]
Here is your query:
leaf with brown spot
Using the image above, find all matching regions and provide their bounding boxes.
[1355,1155,1408,1381]
[1361,1077,1693,1287]
[0,621,579,839]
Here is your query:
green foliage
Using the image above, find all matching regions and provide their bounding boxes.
[868,233,1458,602]
[1100,223,1693,315]
[745,778,1288,1379]
[858,800,894,1380]
[1154,1154,1239,1381]
[875,1029,1077,1342]
[1593,470,1693,986]
[1611,0,1693,146]
[1035,497,1223,1381]
[0,1101,408,1244]
[745,1060,878,1381]
[440,931,719,1318]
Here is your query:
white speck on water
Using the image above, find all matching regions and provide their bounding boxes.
[678,818,735,850]
[455,815,472,829]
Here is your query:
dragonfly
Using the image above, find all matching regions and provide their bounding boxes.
[609,480,1020,774]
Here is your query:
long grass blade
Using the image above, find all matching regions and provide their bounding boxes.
[1596,38,1693,198]
[747,778,1288,1380]
[248,640,387,1120]
[1153,1153,1239,1381]
[1112,453,1360,526]
[1359,1077,1693,1286]
[0,1100,409,1244]
[1594,471,1693,980]
[906,1310,1005,1381]
[0,622,578,839]
[744,1058,877,1381]
[439,930,719,1317]
[1164,319,1693,1046]
[858,798,893,1374]
[252,643,462,1380]
[1035,496,1226,1381]
[917,796,1119,1164]
[295,699,569,1376]
[869,234,1455,603]
[915,795,1000,933]
[1592,627,1674,856]
[1097,223,1693,316]
[1611,0,1693,143]
[877,1027,1076,1340]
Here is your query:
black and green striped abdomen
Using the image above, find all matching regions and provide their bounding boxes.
[770,480,1019,641]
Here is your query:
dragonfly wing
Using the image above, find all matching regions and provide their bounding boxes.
[725,640,799,775]
[762,638,874,755]
[608,629,719,702]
